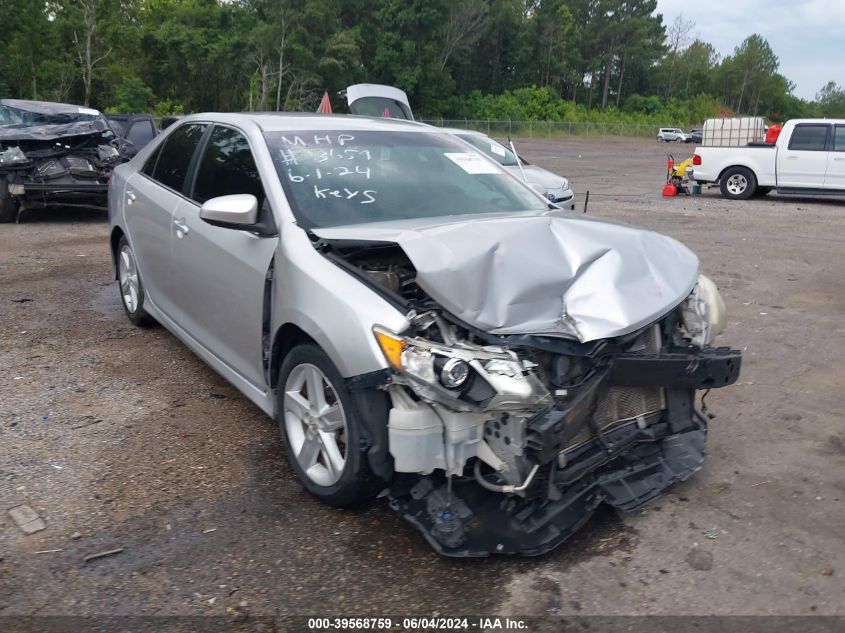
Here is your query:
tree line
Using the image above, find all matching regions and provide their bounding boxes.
[1,0,843,125]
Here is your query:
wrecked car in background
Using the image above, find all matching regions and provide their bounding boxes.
[109,114,741,557]
[0,99,135,222]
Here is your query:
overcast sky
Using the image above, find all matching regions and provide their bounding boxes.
[654,0,843,101]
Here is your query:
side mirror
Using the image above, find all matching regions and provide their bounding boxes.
[199,194,258,228]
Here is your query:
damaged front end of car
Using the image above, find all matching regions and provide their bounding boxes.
[0,99,134,222]
[315,218,741,557]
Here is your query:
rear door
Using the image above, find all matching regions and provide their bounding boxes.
[776,123,830,188]
[125,122,208,322]
[171,124,278,389]
[824,125,845,190]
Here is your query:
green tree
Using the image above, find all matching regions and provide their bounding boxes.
[815,81,845,118]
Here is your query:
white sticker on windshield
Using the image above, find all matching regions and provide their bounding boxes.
[78,107,99,116]
[490,143,506,157]
[444,152,499,175]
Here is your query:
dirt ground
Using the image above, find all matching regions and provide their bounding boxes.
[1,137,843,621]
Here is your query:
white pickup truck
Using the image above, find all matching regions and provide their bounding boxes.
[688,119,845,200]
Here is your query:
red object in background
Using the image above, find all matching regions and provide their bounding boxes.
[667,157,675,171]
[317,91,332,114]
[662,183,678,197]
[693,154,702,165]
[766,124,783,144]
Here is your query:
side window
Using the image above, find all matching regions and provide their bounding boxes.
[833,126,845,152]
[788,125,829,151]
[141,144,161,177]
[108,119,127,136]
[192,126,264,206]
[152,123,208,193]
[127,120,156,148]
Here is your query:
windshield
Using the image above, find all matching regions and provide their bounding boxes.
[456,133,523,167]
[265,130,547,228]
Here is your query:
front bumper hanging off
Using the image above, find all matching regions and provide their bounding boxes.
[387,346,741,557]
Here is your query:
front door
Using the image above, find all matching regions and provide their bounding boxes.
[777,123,830,188]
[172,124,278,389]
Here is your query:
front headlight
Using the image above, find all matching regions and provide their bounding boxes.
[373,326,524,391]
[680,274,727,347]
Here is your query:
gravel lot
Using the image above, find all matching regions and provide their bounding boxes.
[1,136,843,620]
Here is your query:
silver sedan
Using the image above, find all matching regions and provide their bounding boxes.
[108,113,741,556]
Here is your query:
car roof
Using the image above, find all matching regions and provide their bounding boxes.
[178,112,434,133]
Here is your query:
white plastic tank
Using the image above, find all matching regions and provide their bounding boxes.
[702,117,766,147]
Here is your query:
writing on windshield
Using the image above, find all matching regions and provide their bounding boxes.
[265,130,546,228]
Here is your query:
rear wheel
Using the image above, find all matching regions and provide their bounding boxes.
[720,166,757,200]
[117,236,155,326]
[277,344,381,506]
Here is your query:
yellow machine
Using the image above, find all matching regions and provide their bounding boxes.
[672,156,694,179]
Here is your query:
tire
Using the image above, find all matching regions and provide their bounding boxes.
[116,236,155,326]
[719,166,757,200]
[277,344,381,507]
[657,136,664,142]
[0,185,18,223]
[676,137,684,143]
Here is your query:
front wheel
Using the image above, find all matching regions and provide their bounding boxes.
[720,166,757,200]
[277,344,381,506]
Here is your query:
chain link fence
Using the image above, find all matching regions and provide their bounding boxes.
[419,119,664,138]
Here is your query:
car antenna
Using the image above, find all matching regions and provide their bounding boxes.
[507,134,528,183]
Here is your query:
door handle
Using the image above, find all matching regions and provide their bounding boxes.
[173,219,190,237]
[785,155,798,160]
[126,191,136,205]
[834,157,845,162]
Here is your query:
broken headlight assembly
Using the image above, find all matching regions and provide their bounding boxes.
[372,325,549,409]
[680,274,727,347]
[0,146,29,167]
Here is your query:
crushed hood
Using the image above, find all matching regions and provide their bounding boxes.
[0,99,112,143]
[313,213,699,342]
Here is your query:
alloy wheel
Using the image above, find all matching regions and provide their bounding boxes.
[118,244,140,313]
[283,363,348,486]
